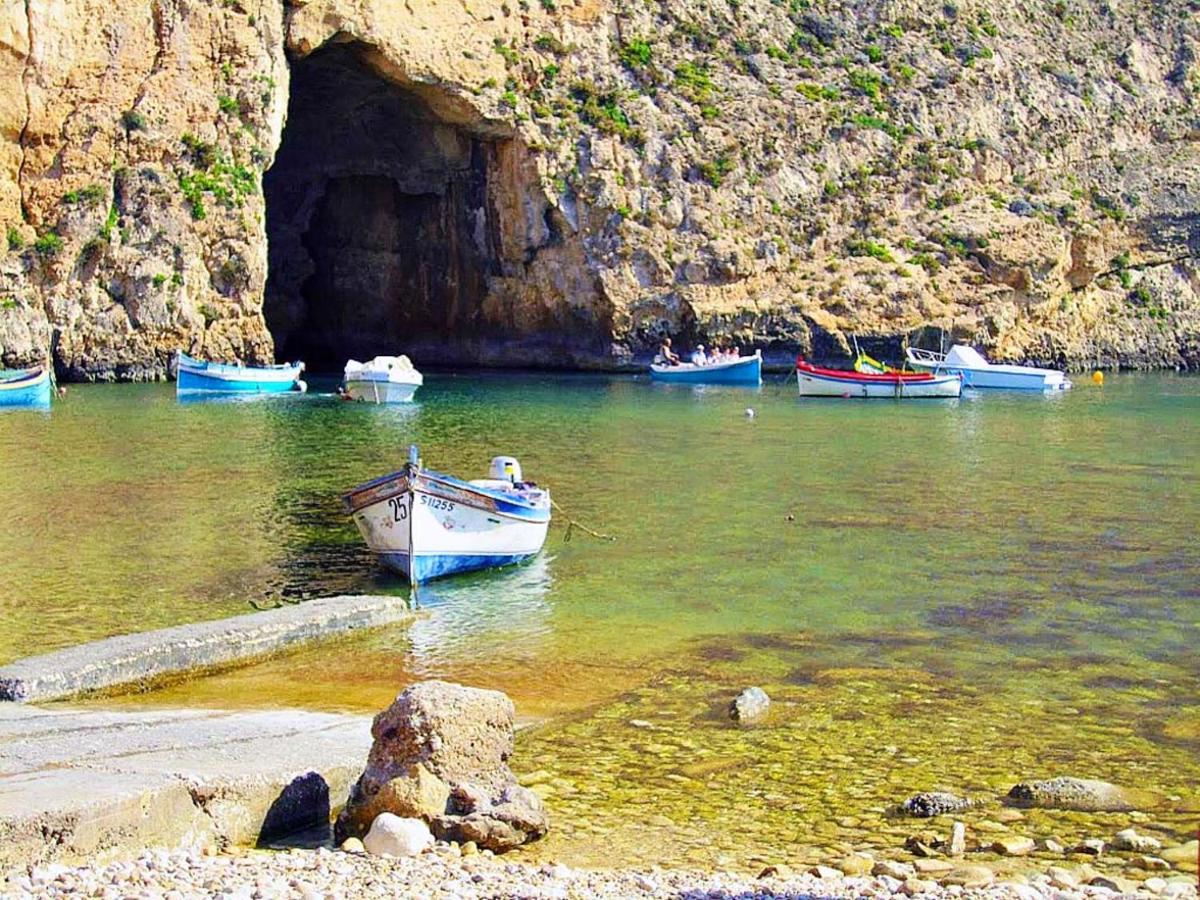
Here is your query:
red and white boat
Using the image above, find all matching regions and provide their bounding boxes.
[796,359,962,399]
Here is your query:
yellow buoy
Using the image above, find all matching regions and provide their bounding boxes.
[1092,370,1104,385]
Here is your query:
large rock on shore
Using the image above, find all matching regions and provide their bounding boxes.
[1006,777,1158,812]
[335,680,548,853]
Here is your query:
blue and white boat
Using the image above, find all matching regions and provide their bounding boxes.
[176,351,306,395]
[342,447,551,584]
[906,345,1071,391]
[650,350,762,385]
[0,367,52,408]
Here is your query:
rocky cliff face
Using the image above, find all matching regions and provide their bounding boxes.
[0,0,1196,378]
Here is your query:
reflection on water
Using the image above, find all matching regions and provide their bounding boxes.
[3,373,1199,866]
[407,556,554,675]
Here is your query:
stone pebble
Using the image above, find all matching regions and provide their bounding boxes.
[4,846,1198,900]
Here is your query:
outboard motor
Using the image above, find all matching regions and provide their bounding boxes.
[489,455,522,483]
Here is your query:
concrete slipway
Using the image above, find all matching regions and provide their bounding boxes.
[0,595,416,867]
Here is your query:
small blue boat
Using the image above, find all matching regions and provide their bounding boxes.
[0,367,52,408]
[650,351,762,386]
[176,351,305,395]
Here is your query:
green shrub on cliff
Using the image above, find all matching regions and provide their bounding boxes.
[6,227,22,251]
[698,157,733,188]
[847,238,894,262]
[121,109,147,131]
[847,69,883,99]
[570,82,644,146]
[618,38,653,71]
[673,61,714,104]
[62,184,106,206]
[34,233,63,257]
[100,205,119,242]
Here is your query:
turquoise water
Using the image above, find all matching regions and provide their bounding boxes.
[0,373,1197,868]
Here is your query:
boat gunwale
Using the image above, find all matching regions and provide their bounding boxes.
[0,367,49,391]
[796,360,956,384]
[343,468,550,521]
[177,351,303,382]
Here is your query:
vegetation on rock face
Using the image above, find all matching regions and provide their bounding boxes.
[33,233,63,257]
[177,134,259,221]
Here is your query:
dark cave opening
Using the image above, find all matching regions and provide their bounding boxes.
[263,42,506,370]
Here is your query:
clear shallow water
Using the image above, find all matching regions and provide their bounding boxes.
[1,373,1197,869]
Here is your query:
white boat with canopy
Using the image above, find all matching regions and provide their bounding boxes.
[343,355,423,403]
[906,345,1072,391]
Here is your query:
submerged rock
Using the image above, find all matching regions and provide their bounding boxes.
[1006,777,1154,811]
[729,687,771,723]
[336,680,548,852]
[901,791,971,817]
[834,854,875,876]
[941,865,995,888]
[1112,828,1163,853]
[991,836,1036,856]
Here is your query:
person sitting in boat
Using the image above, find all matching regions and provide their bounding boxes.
[690,344,708,366]
[658,337,681,366]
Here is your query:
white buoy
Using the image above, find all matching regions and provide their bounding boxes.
[745,408,755,418]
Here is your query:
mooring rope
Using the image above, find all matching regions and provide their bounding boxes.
[551,498,617,542]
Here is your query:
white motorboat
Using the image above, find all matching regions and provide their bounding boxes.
[342,447,551,583]
[906,345,1072,391]
[343,356,423,403]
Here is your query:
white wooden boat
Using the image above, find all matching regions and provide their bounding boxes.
[906,345,1071,391]
[796,360,962,398]
[343,356,423,403]
[650,351,762,385]
[342,448,550,583]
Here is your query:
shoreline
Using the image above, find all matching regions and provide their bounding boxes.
[6,841,1197,900]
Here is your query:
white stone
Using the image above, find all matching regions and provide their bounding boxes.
[1113,829,1163,853]
[634,874,657,891]
[949,821,966,856]
[362,814,434,858]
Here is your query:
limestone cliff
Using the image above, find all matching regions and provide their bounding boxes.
[0,0,1196,378]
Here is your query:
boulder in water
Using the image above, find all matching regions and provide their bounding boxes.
[336,680,549,852]
[729,686,770,723]
[901,791,971,817]
[1006,777,1155,811]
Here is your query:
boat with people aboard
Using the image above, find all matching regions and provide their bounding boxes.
[0,366,52,408]
[342,446,551,584]
[175,351,306,395]
[341,355,423,403]
[796,359,962,398]
[906,344,1072,391]
[650,349,763,385]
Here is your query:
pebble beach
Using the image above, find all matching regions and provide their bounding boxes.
[7,844,1198,900]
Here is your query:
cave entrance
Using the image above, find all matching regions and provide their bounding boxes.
[264,42,506,370]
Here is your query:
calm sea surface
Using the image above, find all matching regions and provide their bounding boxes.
[0,373,1196,868]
